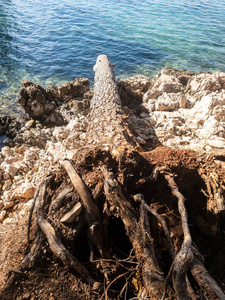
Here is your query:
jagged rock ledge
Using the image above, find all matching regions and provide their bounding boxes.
[0,67,225,224]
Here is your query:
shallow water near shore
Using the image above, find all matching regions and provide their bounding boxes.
[1,0,225,114]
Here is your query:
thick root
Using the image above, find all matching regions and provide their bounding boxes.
[102,166,166,299]
[36,177,99,287]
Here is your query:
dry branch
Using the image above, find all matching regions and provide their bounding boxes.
[49,187,73,214]
[36,177,99,287]
[102,167,166,299]
[163,172,193,300]
[133,193,175,258]
[190,257,225,300]
[60,159,109,259]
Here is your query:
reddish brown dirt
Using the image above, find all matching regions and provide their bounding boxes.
[141,146,199,169]
[1,146,225,299]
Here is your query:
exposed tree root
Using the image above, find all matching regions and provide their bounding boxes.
[163,170,193,300]
[102,166,166,299]
[1,55,225,300]
[36,176,100,288]
[190,256,225,300]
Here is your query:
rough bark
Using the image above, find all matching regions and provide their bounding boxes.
[86,54,139,154]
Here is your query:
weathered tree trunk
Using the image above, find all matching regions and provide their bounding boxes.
[86,54,137,153]
[1,55,225,300]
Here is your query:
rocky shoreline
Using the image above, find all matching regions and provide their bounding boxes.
[0,67,225,225]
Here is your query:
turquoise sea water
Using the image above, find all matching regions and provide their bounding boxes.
[1,0,225,114]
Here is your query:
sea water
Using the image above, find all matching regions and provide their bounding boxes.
[0,0,225,114]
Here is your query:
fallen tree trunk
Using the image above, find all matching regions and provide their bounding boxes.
[1,55,225,300]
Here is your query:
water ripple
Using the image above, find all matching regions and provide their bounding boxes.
[1,0,225,113]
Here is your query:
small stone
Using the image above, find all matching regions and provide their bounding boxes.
[0,210,7,222]
[2,179,12,191]
[3,164,18,177]
[16,183,35,200]
[1,146,14,157]
[0,201,4,210]
[23,292,31,299]
[53,128,69,141]
[4,201,15,209]
[136,136,146,145]
[25,120,35,128]
[140,112,149,118]
[24,149,38,161]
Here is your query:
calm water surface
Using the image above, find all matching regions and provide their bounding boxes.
[1,0,225,114]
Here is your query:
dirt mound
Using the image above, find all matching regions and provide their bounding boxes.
[1,146,225,299]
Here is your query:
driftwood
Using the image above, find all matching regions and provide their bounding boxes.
[1,55,225,299]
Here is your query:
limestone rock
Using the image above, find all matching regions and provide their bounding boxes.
[18,78,90,124]
[53,128,69,141]
[118,75,151,105]
[0,115,24,139]
[0,201,4,210]
[46,84,60,100]
[190,90,225,139]
[2,163,18,177]
[2,179,12,191]
[186,72,225,100]
[143,71,184,102]
[58,78,90,101]
[146,92,187,112]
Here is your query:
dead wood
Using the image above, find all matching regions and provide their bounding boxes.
[133,193,175,258]
[36,176,100,288]
[49,187,73,214]
[61,159,109,260]
[190,256,225,300]
[102,167,166,299]
[163,171,193,300]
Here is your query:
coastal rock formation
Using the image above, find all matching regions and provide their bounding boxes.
[117,74,151,105]
[18,77,90,123]
[0,58,225,299]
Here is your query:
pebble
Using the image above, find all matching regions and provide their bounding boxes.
[2,172,10,181]
[0,210,7,222]
[16,183,35,200]
[0,201,4,210]
[23,292,31,299]
[4,201,15,209]
[3,164,18,177]
[2,179,12,191]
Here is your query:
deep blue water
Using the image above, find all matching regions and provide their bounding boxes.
[1,0,225,114]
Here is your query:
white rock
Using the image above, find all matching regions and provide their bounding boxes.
[2,179,12,191]
[187,72,225,98]
[1,146,14,158]
[53,127,69,141]
[24,149,38,161]
[2,163,18,177]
